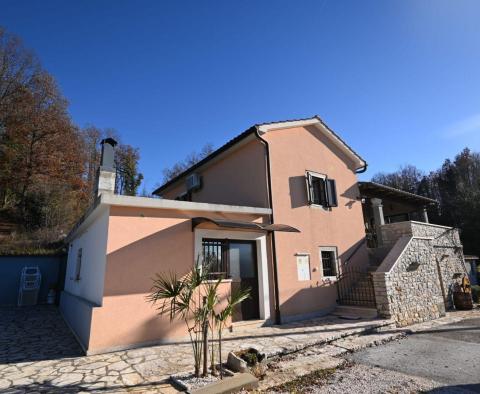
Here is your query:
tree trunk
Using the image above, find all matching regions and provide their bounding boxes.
[218,328,223,379]
[202,319,208,377]
[211,326,217,376]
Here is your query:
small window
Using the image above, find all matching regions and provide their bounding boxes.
[75,248,82,281]
[319,247,338,278]
[296,254,311,281]
[202,239,229,279]
[306,172,337,207]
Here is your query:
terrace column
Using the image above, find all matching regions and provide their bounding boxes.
[371,198,385,246]
[422,207,429,223]
[371,198,385,226]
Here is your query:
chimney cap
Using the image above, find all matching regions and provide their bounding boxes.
[101,138,118,147]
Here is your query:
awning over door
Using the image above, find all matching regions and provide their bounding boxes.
[191,217,300,233]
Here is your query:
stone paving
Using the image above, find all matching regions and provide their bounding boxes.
[0,305,394,393]
[0,306,478,393]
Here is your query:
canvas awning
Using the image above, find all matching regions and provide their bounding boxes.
[191,217,300,233]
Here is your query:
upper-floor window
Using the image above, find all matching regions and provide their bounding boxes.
[306,171,338,208]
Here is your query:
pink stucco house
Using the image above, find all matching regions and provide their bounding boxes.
[60,116,467,355]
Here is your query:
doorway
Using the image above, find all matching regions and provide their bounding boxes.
[201,238,260,321]
[229,241,260,321]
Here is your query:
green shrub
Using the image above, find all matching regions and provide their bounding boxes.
[472,285,480,303]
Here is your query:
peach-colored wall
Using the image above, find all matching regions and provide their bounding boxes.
[87,206,270,353]
[263,125,367,320]
[162,138,269,208]
[89,282,233,352]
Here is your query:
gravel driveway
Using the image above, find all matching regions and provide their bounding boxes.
[265,311,480,394]
[312,363,447,394]
[348,318,480,392]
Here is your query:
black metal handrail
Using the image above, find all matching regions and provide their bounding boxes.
[343,239,367,266]
[336,267,376,308]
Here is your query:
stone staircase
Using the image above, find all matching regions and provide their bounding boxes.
[335,246,391,313]
[335,240,402,318]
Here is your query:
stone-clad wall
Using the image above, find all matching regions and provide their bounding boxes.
[373,222,466,326]
[379,221,413,249]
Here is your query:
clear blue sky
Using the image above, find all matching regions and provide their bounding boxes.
[2,0,480,191]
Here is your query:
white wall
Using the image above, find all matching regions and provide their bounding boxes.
[60,291,94,351]
[64,207,110,305]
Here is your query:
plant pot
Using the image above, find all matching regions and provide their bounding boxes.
[453,292,473,310]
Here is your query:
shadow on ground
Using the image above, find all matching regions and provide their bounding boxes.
[427,384,480,393]
[0,305,83,364]
[3,379,174,394]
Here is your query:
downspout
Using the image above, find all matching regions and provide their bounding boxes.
[254,129,282,325]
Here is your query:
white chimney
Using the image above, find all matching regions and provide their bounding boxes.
[95,138,117,196]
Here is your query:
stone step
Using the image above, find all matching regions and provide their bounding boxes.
[192,372,258,394]
[339,300,376,308]
[229,319,267,333]
[332,305,378,319]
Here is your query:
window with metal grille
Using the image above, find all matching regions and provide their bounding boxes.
[321,250,336,277]
[202,239,229,279]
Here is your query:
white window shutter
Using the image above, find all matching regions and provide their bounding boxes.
[305,173,313,204]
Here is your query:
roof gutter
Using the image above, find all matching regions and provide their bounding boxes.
[355,163,368,174]
[254,128,282,325]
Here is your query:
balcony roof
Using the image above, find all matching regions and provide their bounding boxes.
[359,181,437,206]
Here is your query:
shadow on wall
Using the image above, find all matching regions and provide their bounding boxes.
[341,184,361,210]
[279,282,338,321]
[288,176,361,211]
[134,288,232,347]
[104,221,194,297]
[339,238,370,273]
[289,175,308,209]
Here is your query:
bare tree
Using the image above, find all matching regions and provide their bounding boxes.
[162,143,214,182]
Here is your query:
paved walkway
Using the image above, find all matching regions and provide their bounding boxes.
[1,306,478,394]
[0,306,394,393]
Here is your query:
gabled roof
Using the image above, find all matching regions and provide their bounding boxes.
[153,116,367,196]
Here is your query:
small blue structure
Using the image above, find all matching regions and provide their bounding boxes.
[0,255,65,305]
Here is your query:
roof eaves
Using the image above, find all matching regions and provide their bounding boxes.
[313,115,367,169]
[359,181,438,204]
[153,115,367,195]
[152,126,257,196]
